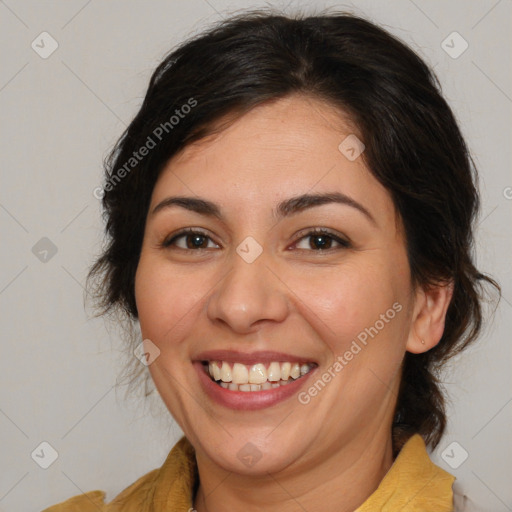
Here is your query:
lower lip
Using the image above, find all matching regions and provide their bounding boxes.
[193,362,316,410]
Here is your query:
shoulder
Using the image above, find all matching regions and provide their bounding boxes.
[41,467,161,511]
[41,437,195,511]
[356,434,455,511]
[41,490,107,511]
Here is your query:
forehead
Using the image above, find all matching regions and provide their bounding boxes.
[152,95,396,226]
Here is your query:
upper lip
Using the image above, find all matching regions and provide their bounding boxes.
[194,350,317,366]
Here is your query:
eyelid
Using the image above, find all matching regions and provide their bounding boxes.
[160,227,351,252]
[161,227,220,249]
[290,227,351,249]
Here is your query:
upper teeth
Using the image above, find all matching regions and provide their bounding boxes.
[207,361,313,384]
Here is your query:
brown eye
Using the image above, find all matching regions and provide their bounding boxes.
[162,229,219,250]
[293,229,350,251]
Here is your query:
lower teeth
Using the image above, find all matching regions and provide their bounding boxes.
[214,379,296,391]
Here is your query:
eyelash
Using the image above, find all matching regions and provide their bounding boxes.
[160,227,351,252]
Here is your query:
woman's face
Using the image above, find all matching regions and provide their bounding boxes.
[135,94,418,475]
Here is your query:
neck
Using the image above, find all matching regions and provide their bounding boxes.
[193,426,394,512]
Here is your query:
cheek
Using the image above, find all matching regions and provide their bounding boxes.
[134,254,204,344]
[285,254,412,383]
[293,262,402,339]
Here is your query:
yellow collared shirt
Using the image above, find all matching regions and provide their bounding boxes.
[42,433,454,511]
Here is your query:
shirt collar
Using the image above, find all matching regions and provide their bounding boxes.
[150,433,454,511]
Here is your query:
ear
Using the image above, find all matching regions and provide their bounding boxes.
[406,280,454,354]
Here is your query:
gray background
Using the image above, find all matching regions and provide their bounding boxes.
[0,1,510,510]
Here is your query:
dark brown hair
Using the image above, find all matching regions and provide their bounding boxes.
[88,9,499,451]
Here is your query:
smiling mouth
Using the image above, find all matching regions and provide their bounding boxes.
[202,360,316,392]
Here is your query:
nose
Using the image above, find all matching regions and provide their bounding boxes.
[206,249,289,333]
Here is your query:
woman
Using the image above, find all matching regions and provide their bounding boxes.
[44,9,498,512]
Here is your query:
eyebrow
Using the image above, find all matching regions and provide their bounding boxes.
[151,192,376,225]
